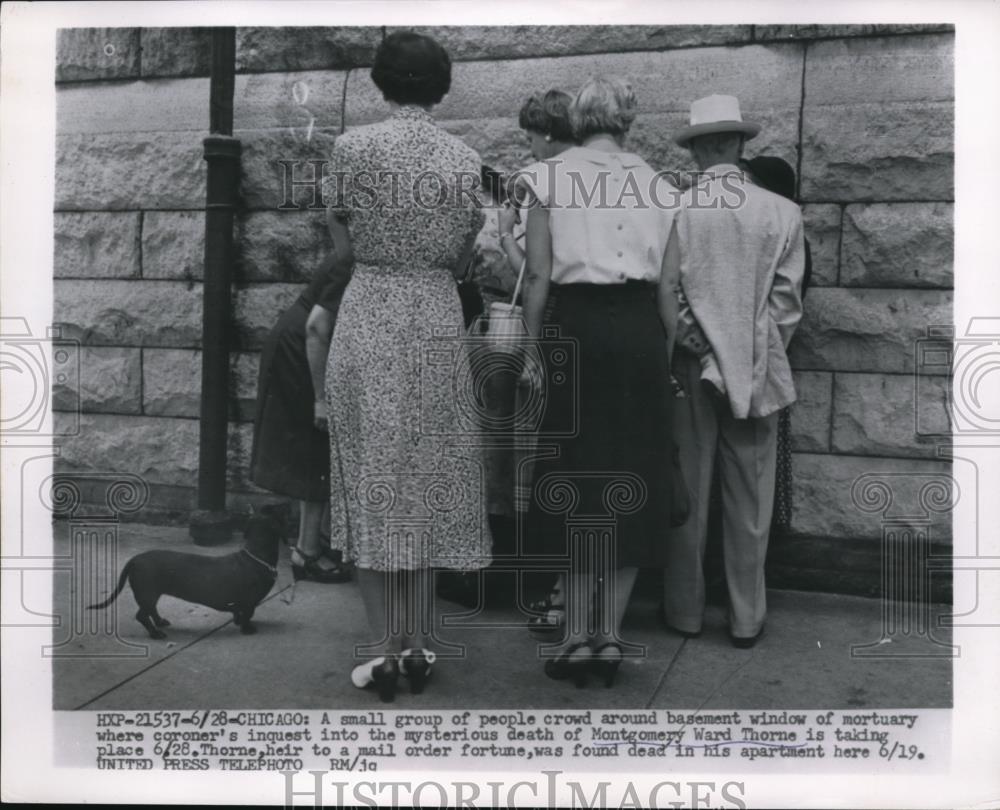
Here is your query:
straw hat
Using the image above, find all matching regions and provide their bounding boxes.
[673,94,761,146]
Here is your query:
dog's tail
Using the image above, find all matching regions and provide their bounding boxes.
[87,560,132,610]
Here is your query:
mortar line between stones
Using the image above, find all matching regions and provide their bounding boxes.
[787,448,949,463]
[795,41,807,201]
[52,27,954,89]
[139,346,145,416]
[137,210,144,279]
[836,204,845,286]
[340,69,350,135]
[827,371,836,454]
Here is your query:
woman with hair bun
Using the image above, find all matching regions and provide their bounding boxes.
[313,31,491,702]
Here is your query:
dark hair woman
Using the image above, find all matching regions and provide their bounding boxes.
[370,31,452,106]
[250,255,351,583]
[313,31,490,702]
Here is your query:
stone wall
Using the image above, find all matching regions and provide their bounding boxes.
[53,25,954,593]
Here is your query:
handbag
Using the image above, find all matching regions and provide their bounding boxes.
[485,258,527,352]
[456,280,484,329]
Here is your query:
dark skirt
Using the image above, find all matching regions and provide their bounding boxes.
[250,296,330,501]
[525,281,676,569]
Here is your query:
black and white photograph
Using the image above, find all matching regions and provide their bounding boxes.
[1,1,998,807]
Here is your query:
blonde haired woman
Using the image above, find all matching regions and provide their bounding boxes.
[518,77,685,687]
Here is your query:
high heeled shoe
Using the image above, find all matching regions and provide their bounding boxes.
[543,642,592,688]
[591,642,623,688]
[400,648,436,694]
[290,546,351,584]
[527,586,565,636]
[350,655,399,702]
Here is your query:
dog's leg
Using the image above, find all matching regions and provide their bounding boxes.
[236,605,257,635]
[151,609,170,628]
[135,608,166,640]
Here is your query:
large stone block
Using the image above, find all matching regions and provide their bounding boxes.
[233,284,303,350]
[440,118,531,176]
[344,43,804,126]
[238,211,331,282]
[757,24,953,42]
[142,348,201,417]
[799,36,953,203]
[227,420,259,490]
[832,372,950,459]
[143,349,260,422]
[236,27,382,72]
[801,204,840,287]
[54,280,203,348]
[56,28,140,82]
[54,413,256,490]
[841,203,953,288]
[54,212,141,279]
[789,370,832,452]
[57,77,208,135]
[790,452,952,540]
[233,70,346,131]
[800,102,953,202]
[141,27,214,77]
[56,131,208,211]
[804,34,953,107]
[385,26,752,62]
[789,288,952,374]
[233,351,261,423]
[629,108,798,176]
[421,104,797,182]
[238,127,339,211]
[52,346,141,415]
[142,211,204,281]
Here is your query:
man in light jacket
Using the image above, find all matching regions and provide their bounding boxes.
[663,95,806,647]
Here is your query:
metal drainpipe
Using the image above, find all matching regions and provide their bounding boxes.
[190,28,240,545]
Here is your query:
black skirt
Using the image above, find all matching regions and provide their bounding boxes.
[250,296,330,501]
[525,281,677,568]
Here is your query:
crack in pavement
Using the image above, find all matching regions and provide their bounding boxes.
[73,584,293,710]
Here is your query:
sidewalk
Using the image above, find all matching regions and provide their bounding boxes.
[52,522,952,711]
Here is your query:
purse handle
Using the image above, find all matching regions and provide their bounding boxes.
[510,257,527,306]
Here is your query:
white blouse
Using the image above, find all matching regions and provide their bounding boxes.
[516,146,679,285]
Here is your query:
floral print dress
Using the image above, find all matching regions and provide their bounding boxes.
[324,106,491,572]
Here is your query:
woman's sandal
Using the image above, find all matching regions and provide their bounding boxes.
[351,656,399,703]
[543,641,592,688]
[290,546,351,584]
[399,648,437,695]
[527,586,565,635]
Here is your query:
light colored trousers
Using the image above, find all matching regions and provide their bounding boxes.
[664,352,778,638]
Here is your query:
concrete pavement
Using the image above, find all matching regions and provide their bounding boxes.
[51,521,952,711]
